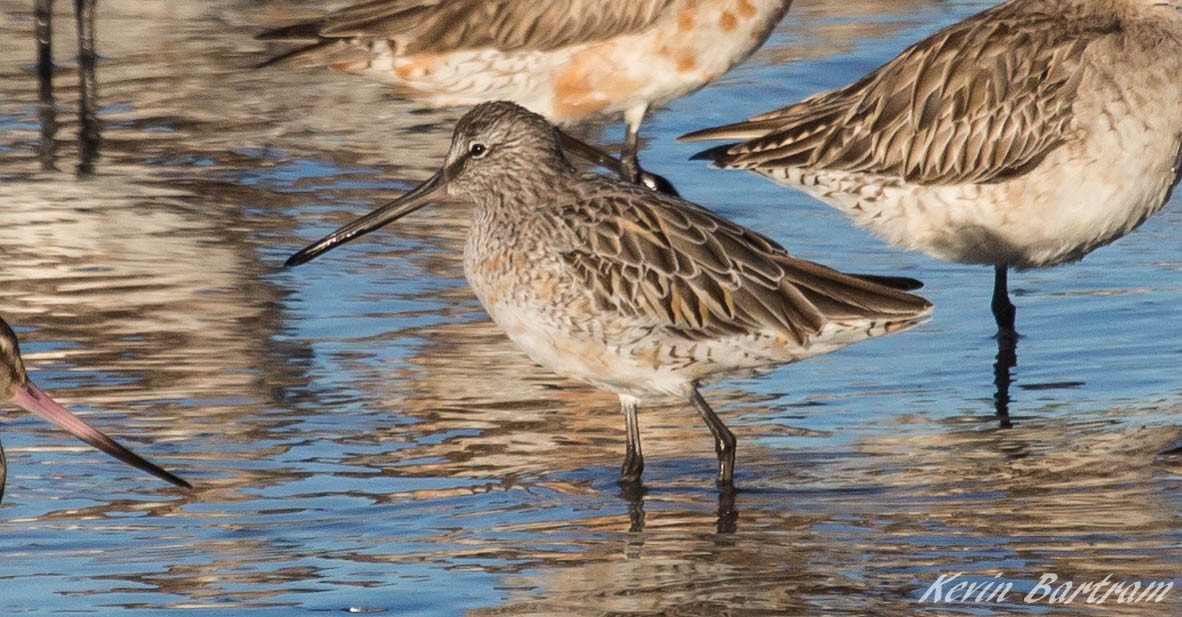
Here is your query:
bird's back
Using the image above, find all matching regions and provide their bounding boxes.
[683,0,1119,185]
[463,174,932,394]
[683,0,1182,268]
[258,0,791,124]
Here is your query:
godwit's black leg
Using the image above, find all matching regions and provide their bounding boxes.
[991,265,1018,426]
[618,107,645,185]
[992,265,1017,344]
[690,388,736,486]
[619,395,644,485]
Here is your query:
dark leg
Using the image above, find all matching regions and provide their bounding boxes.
[0,439,6,504]
[618,104,648,185]
[619,121,642,185]
[35,0,57,171]
[74,0,100,174]
[619,395,644,485]
[991,265,1017,427]
[689,387,736,486]
[555,130,680,197]
[992,265,1017,344]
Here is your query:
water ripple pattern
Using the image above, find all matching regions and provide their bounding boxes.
[0,1,1178,615]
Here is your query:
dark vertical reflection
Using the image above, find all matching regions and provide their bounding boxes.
[621,482,737,535]
[35,0,57,171]
[993,336,1017,428]
[74,0,100,174]
[621,483,646,533]
[0,440,6,503]
[716,483,738,535]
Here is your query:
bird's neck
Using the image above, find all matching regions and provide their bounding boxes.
[469,163,577,222]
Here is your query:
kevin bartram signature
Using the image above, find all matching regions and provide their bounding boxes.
[919,572,1173,605]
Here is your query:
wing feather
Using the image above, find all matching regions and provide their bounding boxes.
[259,0,677,60]
[683,3,1117,185]
[545,180,932,345]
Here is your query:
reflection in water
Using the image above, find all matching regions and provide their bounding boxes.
[32,0,101,173]
[0,1,1180,615]
[620,482,737,535]
[34,0,54,169]
[760,0,940,65]
[74,0,100,173]
[994,335,1017,428]
[621,482,646,533]
[459,412,1182,617]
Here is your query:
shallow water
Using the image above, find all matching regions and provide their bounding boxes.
[0,0,1180,615]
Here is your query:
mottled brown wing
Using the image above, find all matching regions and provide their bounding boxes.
[545,181,932,345]
[683,3,1116,185]
[259,0,677,54]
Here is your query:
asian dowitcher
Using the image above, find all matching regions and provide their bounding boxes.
[257,0,792,183]
[683,0,1182,346]
[285,101,933,486]
[0,316,190,501]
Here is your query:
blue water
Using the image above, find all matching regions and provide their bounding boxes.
[0,0,1179,615]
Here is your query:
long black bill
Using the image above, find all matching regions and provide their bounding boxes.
[285,170,447,267]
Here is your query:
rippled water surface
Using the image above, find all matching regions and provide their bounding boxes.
[1,1,1181,615]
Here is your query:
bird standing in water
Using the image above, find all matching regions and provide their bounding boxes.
[285,101,932,486]
[683,0,1182,351]
[0,317,190,501]
[258,0,793,184]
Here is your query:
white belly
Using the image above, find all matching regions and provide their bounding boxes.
[358,0,787,125]
[777,121,1182,270]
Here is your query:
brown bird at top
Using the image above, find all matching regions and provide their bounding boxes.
[257,0,793,184]
[0,316,190,502]
[683,0,1182,349]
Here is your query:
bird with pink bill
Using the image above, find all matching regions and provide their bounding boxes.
[0,316,190,502]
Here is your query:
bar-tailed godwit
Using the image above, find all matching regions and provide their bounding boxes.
[258,0,793,183]
[0,316,190,501]
[683,0,1182,345]
[285,101,932,486]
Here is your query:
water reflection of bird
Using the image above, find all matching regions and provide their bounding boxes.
[256,0,792,183]
[285,101,932,486]
[684,0,1182,350]
[32,0,101,172]
[0,316,190,502]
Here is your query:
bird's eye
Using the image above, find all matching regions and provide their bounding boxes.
[469,143,488,158]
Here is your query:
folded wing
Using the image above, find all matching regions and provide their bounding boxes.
[545,182,932,346]
[259,0,677,64]
[684,3,1117,185]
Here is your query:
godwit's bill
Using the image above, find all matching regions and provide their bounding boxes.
[285,101,932,486]
[257,0,793,183]
[682,0,1182,342]
[0,318,191,495]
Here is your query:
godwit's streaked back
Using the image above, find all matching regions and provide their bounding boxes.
[0,316,190,501]
[258,0,792,182]
[683,0,1182,342]
[285,101,932,486]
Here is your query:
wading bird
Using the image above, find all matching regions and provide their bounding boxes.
[258,0,793,184]
[285,101,932,486]
[683,0,1182,353]
[0,316,190,501]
